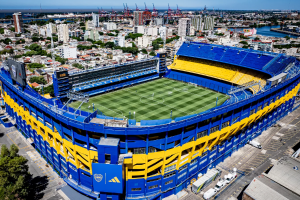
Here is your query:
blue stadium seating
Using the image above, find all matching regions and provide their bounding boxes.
[176,43,277,75]
[265,56,296,75]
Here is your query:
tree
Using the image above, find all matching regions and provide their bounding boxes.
[149,51,156,56]
[105,42,115,48]
[43,84,54,97]
[0,144,30,200]
[1,38,12,45]
[0,28,4,34]
[284,35,290,40]
[28,63,44,69]
[254,37,260,41]
[125,33,143,40]
[72,63,84,69]
[239,41,248,45]
[141,49,147,54]
[30,76,47,85]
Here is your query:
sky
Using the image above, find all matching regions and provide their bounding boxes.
[1,0,299,10]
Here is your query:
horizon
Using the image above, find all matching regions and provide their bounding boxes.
[1,0,300,11]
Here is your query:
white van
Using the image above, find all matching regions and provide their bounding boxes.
[203,188,217,200]
[248,140,262,149]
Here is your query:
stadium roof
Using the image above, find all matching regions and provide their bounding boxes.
[176,42,296,77]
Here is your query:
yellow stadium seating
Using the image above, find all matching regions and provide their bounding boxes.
[169,56,268,93]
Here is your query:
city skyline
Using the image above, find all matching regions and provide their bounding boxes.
[1,0,299,10]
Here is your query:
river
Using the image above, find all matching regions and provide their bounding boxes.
[226,25,298,38]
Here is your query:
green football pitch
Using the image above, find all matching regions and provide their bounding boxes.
[69,78,229,122]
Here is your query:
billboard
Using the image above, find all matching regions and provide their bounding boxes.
[56,70,68,80]
[6,59,26,87]
[92,163,124,194]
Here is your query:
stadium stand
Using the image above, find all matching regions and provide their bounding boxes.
[169,56,268,93]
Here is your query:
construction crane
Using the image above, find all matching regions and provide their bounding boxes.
[167,4,173,17]
[135,3,140,11]
[144,2,149,12]
[152,3,158,17]
[176,4,182,16]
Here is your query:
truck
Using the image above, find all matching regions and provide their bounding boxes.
[214,179,226,191]
[203,188,217,200]
[224,168,237,184]
[248,140,262,149]
[192,168,222,194]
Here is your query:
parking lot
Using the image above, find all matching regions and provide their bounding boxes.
[181,106,300,200]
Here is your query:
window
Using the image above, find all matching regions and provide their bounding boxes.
[147,178,161,183]
[134,148,146,154]
[201,152,208,157]
[148,185,158,189]
[164,171,176,179]
[105,154,111,162]
[210,125,219,133]
[211,146,217,151]
[221,121,229,129]
[131,188,141,191]
[250,109,255,115]
[82,172,91,177]
[191,158,198,165]
[178,165,187,173]
[276,96,279,100]
[165,180,173,185]
[264,102,268,108]
[257,105,262,111]
[164,165,176,173]
[270,99,274,104]
[148,147,156,153]
[232,117,239,124]
[197,130,207,139]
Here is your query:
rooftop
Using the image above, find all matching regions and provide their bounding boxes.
[244,174,300,200]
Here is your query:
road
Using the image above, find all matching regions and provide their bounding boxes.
[0,124,66,200]
[182,106,300,200]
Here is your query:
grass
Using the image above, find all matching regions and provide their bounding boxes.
[69,78,229,122]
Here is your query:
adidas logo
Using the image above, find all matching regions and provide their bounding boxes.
[109,177,120,183]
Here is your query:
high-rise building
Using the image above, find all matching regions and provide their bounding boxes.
[203,16,214,31]
[178,18,191,37]
[191,16,214,31]
[46,23,56,37]
[13,12,23,33]
[191,15,203,31]
[117,34,125,47]
[133,11,144,26]
[85,20,94,30]
[57,24,69,44]
[84,29,100,41]
[92,13,100,28]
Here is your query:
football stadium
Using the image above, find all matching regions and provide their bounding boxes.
[0,42,300,200]
[69,78,229,121]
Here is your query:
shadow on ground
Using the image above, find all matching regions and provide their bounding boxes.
[27,175,49,200]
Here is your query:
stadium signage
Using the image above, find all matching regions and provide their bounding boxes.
[11,65,16,78]
[94,174,103,182]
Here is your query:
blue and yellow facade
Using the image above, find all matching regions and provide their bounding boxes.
[0,43,300,200]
